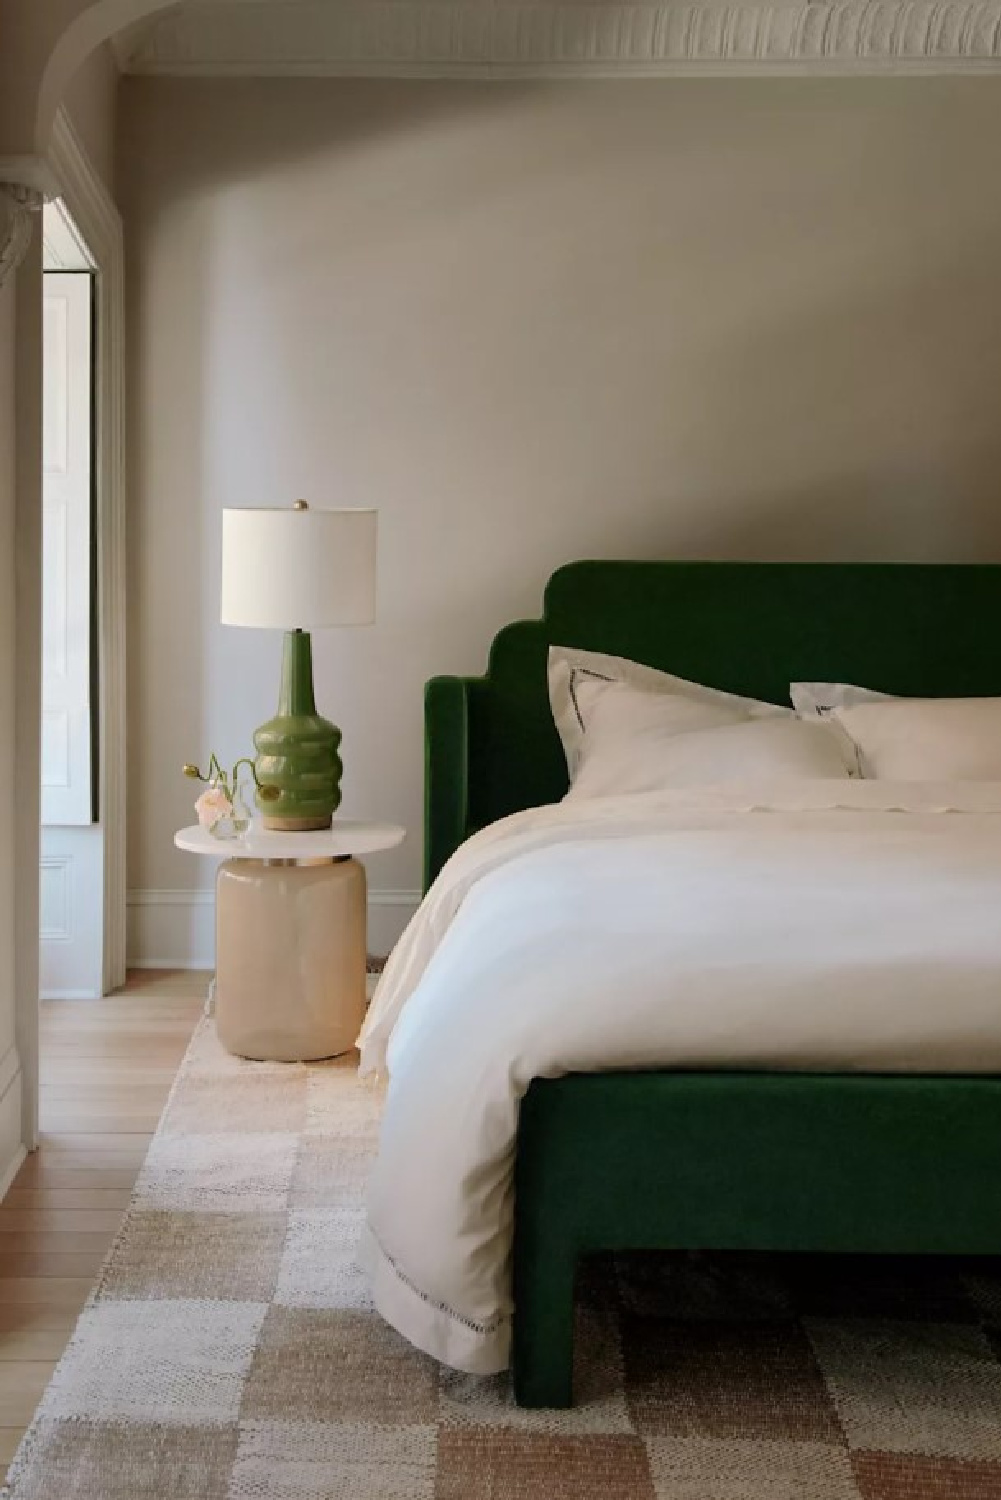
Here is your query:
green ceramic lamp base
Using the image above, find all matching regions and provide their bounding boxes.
[253,630,342,830]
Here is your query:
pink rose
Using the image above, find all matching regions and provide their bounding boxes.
[195,785,232,828]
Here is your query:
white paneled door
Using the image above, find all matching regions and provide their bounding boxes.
[41,271,103,998]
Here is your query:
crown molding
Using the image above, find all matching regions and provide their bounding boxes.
[120,0,1001,76]
[0,156,58,289]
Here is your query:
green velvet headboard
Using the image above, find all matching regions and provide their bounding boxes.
[424,560,1001,889]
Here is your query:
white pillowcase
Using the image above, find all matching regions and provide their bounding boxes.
[791,682,891,716]
[792,681,1001,780]
[549,646,787,778]
[549,648,853,799]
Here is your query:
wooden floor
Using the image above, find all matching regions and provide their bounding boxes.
[0,972,207,1475]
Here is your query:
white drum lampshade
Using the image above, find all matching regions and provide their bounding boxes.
[220,502,378,831]
[221,505,377,629]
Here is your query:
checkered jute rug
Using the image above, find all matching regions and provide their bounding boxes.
[5,1018,1001,1499]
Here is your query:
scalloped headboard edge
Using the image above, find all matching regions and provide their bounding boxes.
[424,559,1001,888]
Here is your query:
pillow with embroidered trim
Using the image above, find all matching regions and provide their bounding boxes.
[792,682,1001,780]
[549,650,854,798]
[549,645,789,780]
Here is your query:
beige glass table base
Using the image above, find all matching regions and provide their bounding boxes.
[215,855,367,1062]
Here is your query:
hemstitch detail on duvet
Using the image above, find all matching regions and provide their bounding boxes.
[366,1223,509,1336]
[362,1222,512,1375]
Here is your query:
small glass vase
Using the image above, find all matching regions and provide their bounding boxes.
[208,779,253,840]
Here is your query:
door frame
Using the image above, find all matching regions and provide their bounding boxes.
[15,108,124,1151]
[46,110,126,1001]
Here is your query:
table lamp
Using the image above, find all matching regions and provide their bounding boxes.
[220,501,377,830]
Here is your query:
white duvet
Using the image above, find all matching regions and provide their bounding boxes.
[358,782,1001,1374]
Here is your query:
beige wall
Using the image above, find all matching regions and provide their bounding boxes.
[0,242,41,1166]
[13,245,42,1151]
[120,76,1001,959]
[62,39,118,194]
[0,283,19,1142]
[0,287,13,981]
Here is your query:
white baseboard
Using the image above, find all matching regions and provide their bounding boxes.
[41,987,104,1001]
[366,890,422,959]
[0,1045,25,1203]
[127,887,421,970]
[0,1144,26,1203]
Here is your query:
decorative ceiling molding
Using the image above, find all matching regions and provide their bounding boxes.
[119,0,1001,75]
[0,156,59,289]
[0,186,45,289]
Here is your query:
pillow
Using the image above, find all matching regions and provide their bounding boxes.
[792,681,1001,780]
[791,682,893,775]
[552,648,853,796]
[790,681,891,716]
[564,676,854,800]
[549,645,787,778]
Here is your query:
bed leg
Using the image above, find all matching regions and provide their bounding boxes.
[512,1252,575,1408]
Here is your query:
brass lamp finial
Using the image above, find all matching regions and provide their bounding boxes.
[293,499,309,511]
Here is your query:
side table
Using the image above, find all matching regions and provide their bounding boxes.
[174,821,405,1061]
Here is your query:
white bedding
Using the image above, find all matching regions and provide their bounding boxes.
[358,782,1001,1375]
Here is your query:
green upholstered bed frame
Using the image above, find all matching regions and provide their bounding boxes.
[423,560,1001,1407]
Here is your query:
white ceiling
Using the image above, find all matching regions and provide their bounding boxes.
[113,0,1001,76]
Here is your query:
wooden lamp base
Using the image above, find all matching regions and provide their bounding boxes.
[261,812,334,832]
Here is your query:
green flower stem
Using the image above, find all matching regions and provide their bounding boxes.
[183,753,279,804]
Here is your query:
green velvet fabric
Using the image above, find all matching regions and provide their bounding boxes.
[425,560,1001,884]
[514,1073,1001,1406]
[423,560,1001,1408]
